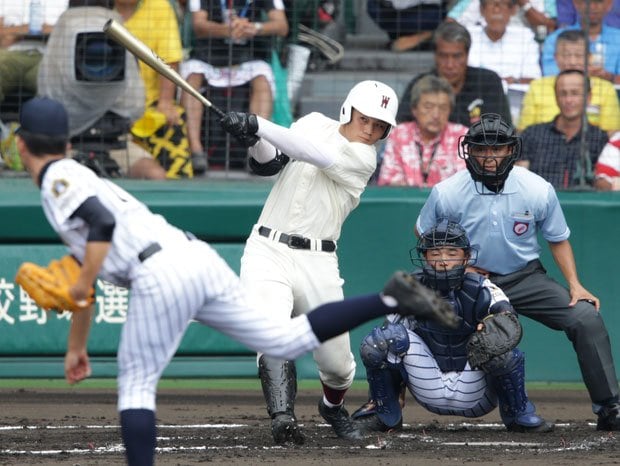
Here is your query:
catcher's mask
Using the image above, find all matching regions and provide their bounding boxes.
[458,113,521,194]
[411,220,476,292]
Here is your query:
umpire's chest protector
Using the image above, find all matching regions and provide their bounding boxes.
[414,274,492,372]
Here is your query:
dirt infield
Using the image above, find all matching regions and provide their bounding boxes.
[0,386,618,465]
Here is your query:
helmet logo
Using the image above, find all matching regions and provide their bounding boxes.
[381,95,390,109]
[513,221,529,236]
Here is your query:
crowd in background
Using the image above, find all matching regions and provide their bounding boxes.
[0,0,619,190]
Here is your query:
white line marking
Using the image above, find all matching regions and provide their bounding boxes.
[0,421,605,457]
[0,423,248,431]
[443,441,546,446]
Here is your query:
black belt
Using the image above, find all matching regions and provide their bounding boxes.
[138,232,196,263]
[258,226,336,252]
[138,242,162,262]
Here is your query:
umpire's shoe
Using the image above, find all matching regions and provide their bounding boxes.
[318,400,364,440]
[271,412,305,444]
[597,402,620,431]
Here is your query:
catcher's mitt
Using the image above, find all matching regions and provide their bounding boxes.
[15,255,94,313]
[383,271,461,329]
[466,312,523,369]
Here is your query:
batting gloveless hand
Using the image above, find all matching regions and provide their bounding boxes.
[15,255,94,313]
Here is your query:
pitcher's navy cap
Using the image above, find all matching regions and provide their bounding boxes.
[17,97,69,138]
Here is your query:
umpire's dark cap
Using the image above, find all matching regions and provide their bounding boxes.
[17,97,69,138]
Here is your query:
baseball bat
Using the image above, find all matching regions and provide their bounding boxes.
[103,19,226,118]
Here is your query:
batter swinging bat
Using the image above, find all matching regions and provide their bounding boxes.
[103,19,226,118]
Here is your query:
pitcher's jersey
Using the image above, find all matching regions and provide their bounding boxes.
[40,158,189,287]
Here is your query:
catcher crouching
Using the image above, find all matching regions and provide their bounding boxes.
[351,220,554,434]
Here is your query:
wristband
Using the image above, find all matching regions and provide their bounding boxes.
[522,2,533,12]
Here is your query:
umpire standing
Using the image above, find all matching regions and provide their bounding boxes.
[416,113,620,430]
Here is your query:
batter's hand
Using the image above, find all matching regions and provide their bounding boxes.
[219,112,259,147]
[65,349,92,384]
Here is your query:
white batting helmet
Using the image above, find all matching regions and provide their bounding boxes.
[339,80,399,140]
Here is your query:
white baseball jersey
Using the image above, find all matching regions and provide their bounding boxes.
[40,159,324,412]
[242,112,377,388]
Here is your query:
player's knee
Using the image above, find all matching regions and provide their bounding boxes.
[480,347,524,375]
[360,323,409,369]
[567,303,608,337]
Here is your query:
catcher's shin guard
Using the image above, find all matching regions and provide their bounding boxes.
[489,349,554,433]
[362,367,405,430]
[356,324,409,430]
[258,355,304,444]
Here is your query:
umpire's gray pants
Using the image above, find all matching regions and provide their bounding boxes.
[489,259,619,409]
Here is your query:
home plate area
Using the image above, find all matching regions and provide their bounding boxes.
[0,388,618,465]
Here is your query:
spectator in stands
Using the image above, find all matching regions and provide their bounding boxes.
[0,0,68,107]
[594,132,620,190]
[467,0,541,85]
[556,0,620,28]
[378,75,468,187]
[541,0,620,83]
[366,0,445,52]
[518,29,620,134]
[180,1,288,173]
[519,69,608,189]
[115,0,191,179]
[396,21,512,126]
[448,0,556,33]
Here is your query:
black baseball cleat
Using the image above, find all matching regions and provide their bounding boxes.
[271,412,305,444]
[353,413,403,434]
[597,402,620,431]
[318,400,364,440]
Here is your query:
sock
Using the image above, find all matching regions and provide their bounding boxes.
[120,409,156,466]
[322,381,347,406]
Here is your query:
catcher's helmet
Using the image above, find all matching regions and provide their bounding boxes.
[411,219,475,292]
[458,113,521,192]
[339,80,398,140]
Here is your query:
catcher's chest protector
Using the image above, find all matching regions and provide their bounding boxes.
[414,273,492,372]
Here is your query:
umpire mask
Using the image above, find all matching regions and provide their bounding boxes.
[458,113,521,194]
